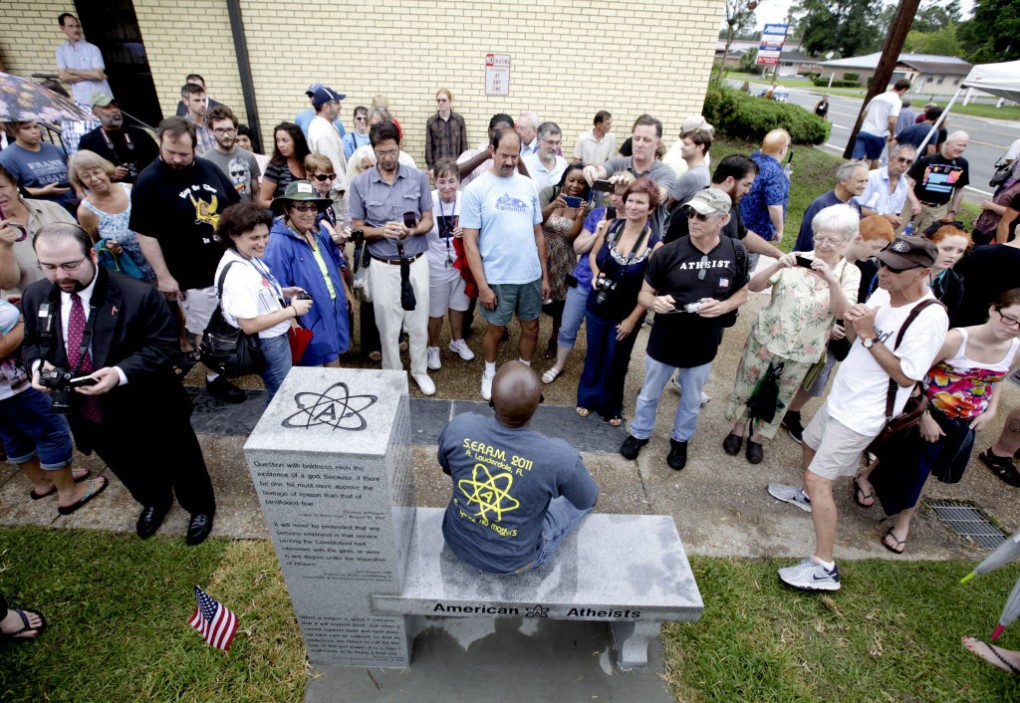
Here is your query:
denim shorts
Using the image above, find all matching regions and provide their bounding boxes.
[0,388,73,470]
[851,131,886,161]
[480,279,543,327]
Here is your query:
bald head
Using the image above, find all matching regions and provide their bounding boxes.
[491,361,542,427]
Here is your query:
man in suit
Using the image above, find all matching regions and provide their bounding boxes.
[22,222,216,545]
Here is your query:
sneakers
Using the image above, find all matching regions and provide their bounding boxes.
[206,375,245,404]
[619,435,648,460]
[700,391,711,407]
[667,439,688,471]
[481,370,495,401]
[412,373,435,396]
[781,411,804,444]
[449,338,475,361]
[778,556,841,591]
[427,346,442,370]
[768,483,812,512]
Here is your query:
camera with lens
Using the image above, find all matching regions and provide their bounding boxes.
[348,228,365,243]
[593,273,618,306]
[38,367,74,413]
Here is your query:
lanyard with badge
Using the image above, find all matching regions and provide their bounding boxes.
[437,197,457,268]
[249,256,286,308]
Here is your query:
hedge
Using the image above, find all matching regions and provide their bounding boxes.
[813,77,861,88]
[702,86,832,145]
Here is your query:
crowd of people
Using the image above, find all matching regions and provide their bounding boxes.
[2,14,1020,619]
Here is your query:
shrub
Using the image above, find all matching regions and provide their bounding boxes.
[812,77,861,88]
[843,72,859,81]
[703,86,831,145]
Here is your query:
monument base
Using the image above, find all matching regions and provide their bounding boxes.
[305,617,674,703]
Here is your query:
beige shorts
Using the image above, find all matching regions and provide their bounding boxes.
[801,403,875,481]
[181,286,219,336]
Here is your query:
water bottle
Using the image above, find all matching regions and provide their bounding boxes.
[904,221,914,237]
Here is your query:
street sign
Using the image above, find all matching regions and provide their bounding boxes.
[757,23,788,65]
[485,53,511,96]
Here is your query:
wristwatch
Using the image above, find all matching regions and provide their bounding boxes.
[863,336,878,349]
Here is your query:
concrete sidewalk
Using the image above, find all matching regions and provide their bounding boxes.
[2,291,1018,563]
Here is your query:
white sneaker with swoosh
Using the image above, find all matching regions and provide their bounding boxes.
[778,557,841,591]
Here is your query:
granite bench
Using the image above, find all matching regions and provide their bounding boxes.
[371,507,704,669]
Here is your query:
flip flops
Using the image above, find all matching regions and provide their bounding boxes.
[0,608,46,640]
[853,477,876,508]
[29,468,93,500]
[881,527,907,554]
[979,449,1020,487]
[56,477,108,516]
[964,636,1020,676]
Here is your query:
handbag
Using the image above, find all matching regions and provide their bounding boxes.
[351,244,372,303]
[199,261,265,378]
[865,299,943,458]
[990,158,1013,188]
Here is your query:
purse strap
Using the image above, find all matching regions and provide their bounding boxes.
[216,260,239,299]
[881,298,944,420]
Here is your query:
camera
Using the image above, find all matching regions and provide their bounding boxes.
[295,291,313,301]
[593,273,618,306]
[348,228,365,243]
[684,301,706,314]
[38,367,74,413]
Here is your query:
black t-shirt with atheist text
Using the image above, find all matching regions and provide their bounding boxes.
[128,156,241,290]
[644,235,749,368]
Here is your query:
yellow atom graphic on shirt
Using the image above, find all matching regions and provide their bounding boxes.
[458,463,520,521]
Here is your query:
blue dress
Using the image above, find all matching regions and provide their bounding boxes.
[263,218,350,365]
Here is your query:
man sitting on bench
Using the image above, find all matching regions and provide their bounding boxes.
[438,361,598,574]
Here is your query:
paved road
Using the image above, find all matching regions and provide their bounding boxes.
[730,79,1019,205]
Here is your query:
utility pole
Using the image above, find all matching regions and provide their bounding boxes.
[842,0,920,159]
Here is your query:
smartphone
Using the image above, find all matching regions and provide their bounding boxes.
[795,255,813,268]
[402,211,417,229]
[605,206,617,220]
[70,375,98,388]
[563,195,583,208]
[592,179,614,193]
[787,150,795,165]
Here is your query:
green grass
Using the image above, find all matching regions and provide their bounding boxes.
[5,526,1020,702]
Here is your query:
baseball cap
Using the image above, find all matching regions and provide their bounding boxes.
[312,86,345,110]
[305,82,324,97]
[875,235,938,270]
[89,91,116,108]
[685,188,731,216]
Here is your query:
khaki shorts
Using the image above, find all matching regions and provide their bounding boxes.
[181,286,219,336]
[801,403,875,481]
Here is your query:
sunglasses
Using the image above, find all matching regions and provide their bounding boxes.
[312,173,335,182]
[878,260,916,274]
[686,210,712,222]
[290,203,318,212]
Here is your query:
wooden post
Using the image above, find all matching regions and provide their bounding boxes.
[842,0,922,160]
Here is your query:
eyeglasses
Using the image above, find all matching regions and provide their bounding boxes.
[313,173,335,182]
[355,115,367,121]
[813,236,845,246]
[893,156,914,164]
[212,127,236,135]
[38,258,86,272]
[997,309,1020,328]
[290,203,318,212]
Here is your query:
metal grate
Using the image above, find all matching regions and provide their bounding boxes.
[927,500,1007,549]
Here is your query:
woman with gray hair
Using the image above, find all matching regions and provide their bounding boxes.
[721,204,861,464]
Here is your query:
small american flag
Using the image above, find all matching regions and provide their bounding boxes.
[188,585,238,651]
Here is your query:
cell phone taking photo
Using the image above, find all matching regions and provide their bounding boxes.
[605,206,617,220]
[795,255,813,268]
[592,179,614,193]
[402,211,417,229]
[70,375,99,388]
[563,196,582,208]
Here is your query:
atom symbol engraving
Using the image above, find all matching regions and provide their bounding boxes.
[281,382,378,431]
[458,463,520,521]
[525,605,549,618]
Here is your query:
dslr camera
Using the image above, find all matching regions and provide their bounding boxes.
[38,367,74,413]
[593,273,618,306]
[348,228,365,243]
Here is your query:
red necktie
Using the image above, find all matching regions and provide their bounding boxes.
[68,294,102,423]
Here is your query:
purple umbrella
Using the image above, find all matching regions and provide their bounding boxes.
[0,72,92,123]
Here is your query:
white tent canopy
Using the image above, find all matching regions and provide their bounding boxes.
[961,60,1020,104]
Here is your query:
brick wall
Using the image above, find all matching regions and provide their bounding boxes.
[2,0,724,162]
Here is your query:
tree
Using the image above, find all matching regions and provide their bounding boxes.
[957,0,1020,64]
[903,24,962,56]
[739,48,765,74]
[716,0,763,84]
[793,0,884,58]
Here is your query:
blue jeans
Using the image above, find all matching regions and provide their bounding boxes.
[260,333,292,406]
[0,388,73,469]
[519,496,593,573]
[630,356,712,442]
[556,283,589,349]
[577,310,641,419]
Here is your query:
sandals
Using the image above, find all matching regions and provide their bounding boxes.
[1,608,45,640]
[853,477,876,508]
[29,468,92,500]
[575,407,591,418]
[881,527,907,554]
[963,636,1020,676]
[57,477,109,516]
[541,368,562,384]
[979,449,1020,487]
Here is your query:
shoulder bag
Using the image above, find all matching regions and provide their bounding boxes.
[199,261,265,378]
[351,244,372,303]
